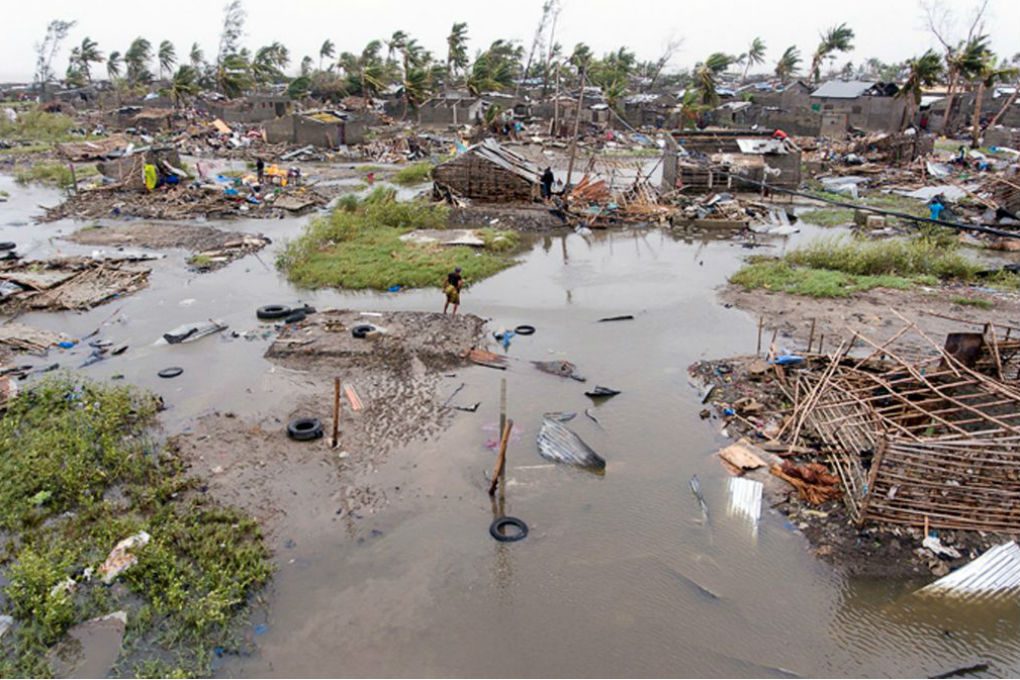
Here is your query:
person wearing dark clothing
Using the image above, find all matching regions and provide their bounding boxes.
[256,158,265,185]
[443,267,464,315]
[541,167,555,200]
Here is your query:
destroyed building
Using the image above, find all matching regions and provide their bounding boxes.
[205,95,292,124]
[432,138,541,202]
[263,110,366,148]
[660,129,802,193]
[808,80,907,134]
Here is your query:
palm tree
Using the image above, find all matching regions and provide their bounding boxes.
[775,46,801,84]
[253,42,290,87]
[125,37,153,85]
[106,51,122,80]
[300,55,313,77]
[319,39,335,72]
[338,41,387,98]
[691,53,733,108]
[896,49,943,130]
[74,37,103,83]
[163,65,199,107]
[288,75,311,100]
[940,35,990,135]
[387,30,408,62]
[158,41,177,79]
[810,23,855,83]
[446,22,469,85]
[969,53,1017,146]
[741,37,766,83]
[189,43,204,69]
[216,52,253,98]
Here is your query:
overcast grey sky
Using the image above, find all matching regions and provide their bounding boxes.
[5,0,1019,83]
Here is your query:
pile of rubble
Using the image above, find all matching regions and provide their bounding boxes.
[0,256,150,311]
[690,312,1020,574]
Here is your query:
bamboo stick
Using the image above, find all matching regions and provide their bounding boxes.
[488,419,514,496]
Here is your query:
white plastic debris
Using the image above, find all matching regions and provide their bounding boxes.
[923,534,962,559]
[99,531,151,584]
[727,477,763,524]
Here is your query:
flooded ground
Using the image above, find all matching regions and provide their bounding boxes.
[2,173,1019,677]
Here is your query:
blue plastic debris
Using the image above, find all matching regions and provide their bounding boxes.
[57,340,76,349]
[772,354,804,366]
[723,407,736,417]
[253,624,269,636]
[387,285,402,292]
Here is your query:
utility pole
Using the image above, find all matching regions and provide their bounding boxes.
[565,66,585,190]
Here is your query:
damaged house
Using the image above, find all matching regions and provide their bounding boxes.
[808,80,907,134]
[262,109,366,148]
[660,129,802,193]
[432,138,541,203]
[205,95,292,124]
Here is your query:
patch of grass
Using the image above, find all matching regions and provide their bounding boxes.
[730,258,922,297]
[984,270,1020,291]
[0,189,8,198]
[278,188,520,290]
[800,208,855,227]
[357,165,382,173]
[0,109,75,144]
[730,235,982,298]
[188,254,214,269]
[0,376,272,677]
[391,161,433,186]
[950,296,994,309]
[14,161,98,188]
[0,143,52,155]
[786,235,982,280]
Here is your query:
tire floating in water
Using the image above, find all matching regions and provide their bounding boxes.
[514,324,536,335]
[157,367,183,379]
[0,242,16,251]
[287,417,323,441]
[283,310,307,324]
[256,304,291,320]
[489,516,528,542]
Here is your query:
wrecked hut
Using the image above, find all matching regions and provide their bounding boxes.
[661,129,802,193]
[432,139,542,203]
[791,321,1020,532]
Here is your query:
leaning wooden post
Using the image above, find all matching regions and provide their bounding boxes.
[756,316,764,356]
[498,377,507,442]
[807,318,817,354]
[565,67,586,189]
[488,419,514,496]
[331,377,341,447]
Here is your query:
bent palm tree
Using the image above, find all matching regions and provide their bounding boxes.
[896,49,943,130]
[163,65,199,107]
[775,46,801,84]
[158,41,177,79]
[319,39,335,72]
[106,51,122,80]
[75,37,104,83]
[741,37,766,83]
[810,23,854,83]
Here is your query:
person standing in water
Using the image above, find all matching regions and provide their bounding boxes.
[443,267,464,315]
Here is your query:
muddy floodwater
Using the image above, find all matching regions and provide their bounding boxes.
[3,173,1020,678]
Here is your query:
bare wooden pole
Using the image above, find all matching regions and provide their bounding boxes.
[488,419,514,496]
[69,163,77,194]
[807,318,816,354]
[499,377,507,441]
[565,67,586,189]
[756,316,765,356]
[331,377,341,447]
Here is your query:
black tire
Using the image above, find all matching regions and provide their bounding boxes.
[256,304,291,320]
[283,310,306,324]
[158,367,183,379]
[514,324,536,336]
[351,324,375,339]
[489,516,528,542]
[287,417,323,441]
[0,242,16,251]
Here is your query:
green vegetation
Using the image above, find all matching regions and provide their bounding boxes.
[391,161,434,186]
[951,296,994,309]
[799,208,855,227]
[731,258,923,298]
[0,110,75,144]
[730,235,985,298]
[278,188,520,290]
[0,376,272,677]
[14,161,98,188]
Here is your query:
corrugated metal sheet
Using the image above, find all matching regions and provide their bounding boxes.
[811,80,876,99]
[727,477,762,524]
[917,541,1020,601]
